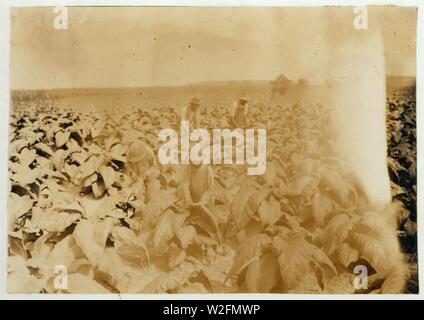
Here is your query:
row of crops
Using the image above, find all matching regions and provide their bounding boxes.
[7,86,416,293]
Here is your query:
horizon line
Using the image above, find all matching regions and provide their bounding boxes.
[10,75,416,92]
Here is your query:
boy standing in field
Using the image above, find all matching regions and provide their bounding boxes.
[181,97,201,129]
[231,94,249,128]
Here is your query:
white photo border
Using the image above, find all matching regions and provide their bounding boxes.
[0,0,422,300]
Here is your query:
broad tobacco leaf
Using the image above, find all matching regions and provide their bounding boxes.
[99,165,116,189]
[18,148,37,167]
[153,210,185,254]
[73,219,113,267]
[285,175,317,196]
[111,226,149,266]
[52,149,68,171]
[232,182,265,230]
[231,181,256,227]
[228,233,272,279]
[319,168,350,204]
[273,232,336,291]
[47,235,85,270]
[92,179,106,198]
[31,207,80,232]
[168,244,186,269]
[8,256,45,293]
[337,243,359,268]
[259,162,280,187]
[350,211,399,273]
[65,273,110,293]
[55,130,71,148]
[245,252,280,293]
[141,190,176,226]
[96,247,125,288]
[8,193,33,226]
[176,225,197,249]
[80,155,104,180]
[350,231,396,273]
[145,178,161,202]
[141,262,198,293]
[11,164,39,186]
[311,191,335,225]
[258,196,282,226]
[320,213,352,255]
[109,143,127,162]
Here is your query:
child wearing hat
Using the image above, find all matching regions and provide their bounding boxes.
[181,97,201,129]
[231,94,249,128]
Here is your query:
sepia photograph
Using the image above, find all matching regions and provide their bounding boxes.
[7,5,417,294]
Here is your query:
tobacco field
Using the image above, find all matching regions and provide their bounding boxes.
[7,85,417,294]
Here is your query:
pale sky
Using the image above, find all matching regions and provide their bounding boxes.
[10,6,417,89]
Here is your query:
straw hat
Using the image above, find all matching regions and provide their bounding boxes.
[190,97,200,105]
[239,94,250,102]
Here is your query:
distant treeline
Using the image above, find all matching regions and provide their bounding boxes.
[11,76,415,102]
